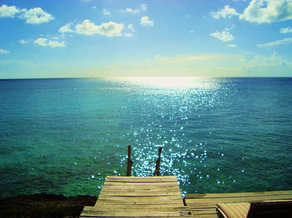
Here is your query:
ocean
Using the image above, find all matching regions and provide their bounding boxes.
[0,77,291,198]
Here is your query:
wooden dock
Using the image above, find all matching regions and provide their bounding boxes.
[185,190,292,217]
[80,176,292,217]
[80,176,191,217]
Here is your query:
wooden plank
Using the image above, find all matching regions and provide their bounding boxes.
[96,197,183,204]
[84,205,190,212]
[80,210,192,217]
[185,195,292,205]
[185,190,292,199]
[189,206,217,216]
[190,214,217,218]
[95,199,184,205]
[184,191,292,218]
[106,176,177,182]
[104,182,178,186]
[101,185,180,192]
[99,190,181,197]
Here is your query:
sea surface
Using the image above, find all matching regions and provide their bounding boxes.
[0,77,291,198]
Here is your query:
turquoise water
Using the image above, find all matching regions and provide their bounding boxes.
[0,77,291,197]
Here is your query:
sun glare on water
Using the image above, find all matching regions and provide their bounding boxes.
[119,77,203,88]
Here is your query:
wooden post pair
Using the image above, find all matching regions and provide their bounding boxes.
[126,145,162,177]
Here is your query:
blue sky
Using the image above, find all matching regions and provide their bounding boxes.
[0,0,292,79]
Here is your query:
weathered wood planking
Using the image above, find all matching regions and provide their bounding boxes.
[80,176,292,217]
[98,191,182,197]
[80,176,191,217]
[106,176,177,182]
[81,210,191,217]
[186,190,292,199]
[185,190,292,218]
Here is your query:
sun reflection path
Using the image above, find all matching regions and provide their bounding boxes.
[111,76,232,195]
[114,77,218,89]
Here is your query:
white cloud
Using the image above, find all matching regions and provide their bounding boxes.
[47,40,65,48]
[128,24,135,32]
[0,5,21,17]
[124,25,135,37]
[210,30,234,41]
[257,38,292,47]
[60,20,126,37]
[120,4,147,14]
[125,33,134,37]
[189,30,195,34]
[228,44,237,47]
[121,8,139,14]
[140,4,147,11]
[19,39,30,44]
[241,52,288,68]
[103,9,111,15]
[0,5,54,24]
[242,52,256,62]
[0,48,9,54]
[264,52,287,66]
[155,55,168,62]
[280,26,292,33]
[210,5,239,19]
[59,22,74,33]
[20,7,54,24]
[75,20,124,37]
[240,0,292,23]
[34,38,65,48]
[34,38,47,47]
[140,16,154,26]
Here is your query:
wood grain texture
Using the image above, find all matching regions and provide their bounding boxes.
[185,190,292,218]
[80,177,292,217]
[80,176,191,217]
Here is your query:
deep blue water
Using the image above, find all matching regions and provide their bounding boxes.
[0,77,291,197]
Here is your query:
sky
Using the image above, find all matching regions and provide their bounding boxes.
[0,0,292,79]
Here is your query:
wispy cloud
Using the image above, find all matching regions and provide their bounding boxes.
[124,24,135,37]
[124,33,134,38]
[0,4,54,24]
[59,22,74,33]
[210,30,234,41]
[155,55,168,62]
[140,16,154,26]
[120,4,147,14]
[228,44,237,47]
[103,9,111,16]
[140,4,147,11]
[60,20,124,37]
[19,39,30,44]
[240,0,292,23]
[242,52,288,68]
[210,5,239,19]
[121,8,139,14]
[128,24,135,32]
[257,38,292,47]
[34,38,65,48]
[0,48,9,54]
[280,26,292,33]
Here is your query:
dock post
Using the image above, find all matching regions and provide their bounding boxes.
[127,145,133,176]
[154,147,162,176]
